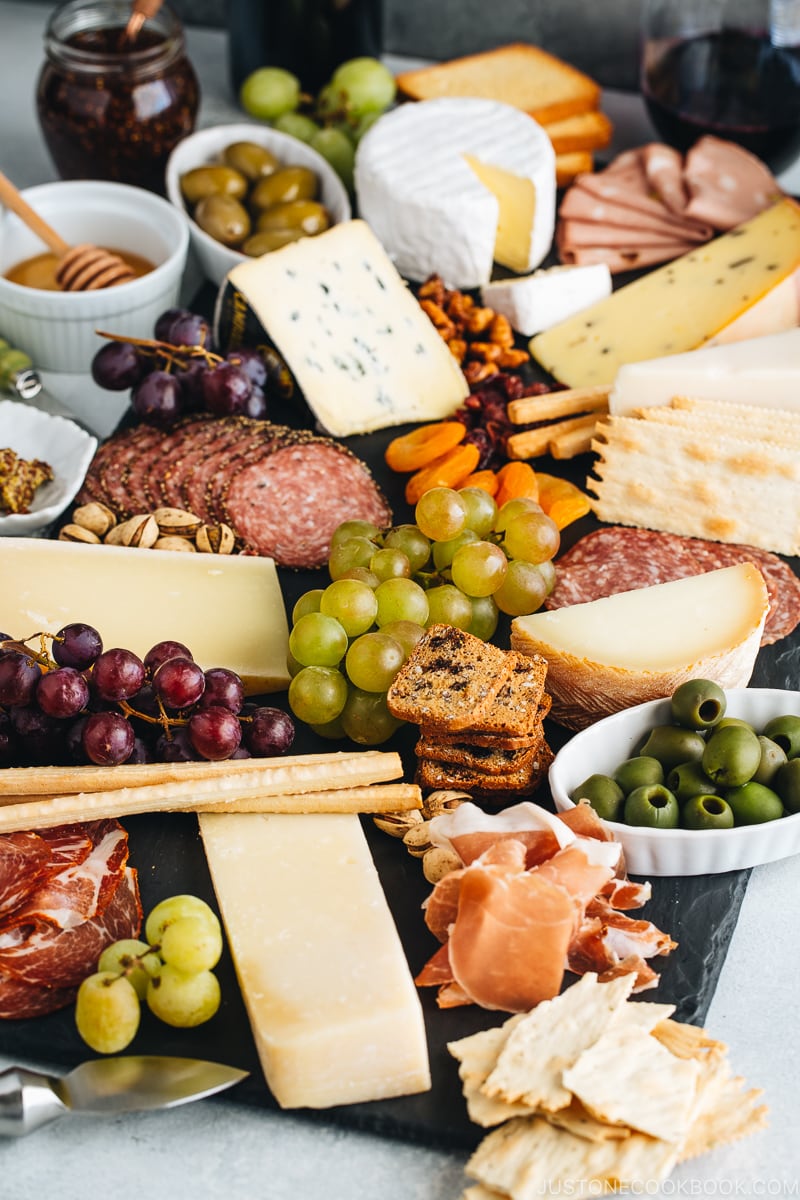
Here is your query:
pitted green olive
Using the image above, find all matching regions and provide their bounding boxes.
[724,781,784,825]
[241,228,306,256]
[570,773,624,822]
[256,199,331,235]
[180,165,248,204]
[761,715,800,759]
[638,725,706,771]
[194,194,251,247]
[667,760,719,803]
[222,141,280,181]
[681,794,734,830]
[753,735,788,786]
[702,724,762,787]
[624,784,680,828]
[670,678,726,731]
[613,756,664,795]
[250,166,319,209]
[774,757,800,813]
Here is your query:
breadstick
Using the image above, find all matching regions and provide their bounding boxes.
[195,783,422,814]
[507,413,599,459]
[549,418,601,459]
[507,385,610,424]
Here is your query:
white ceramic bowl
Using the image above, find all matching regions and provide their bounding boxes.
[549,688,800,877]
[0,180,189,374]
[0,400,97,534]
[165,122,352,286]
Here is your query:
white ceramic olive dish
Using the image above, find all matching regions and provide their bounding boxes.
[0,400,97,534]
[0,180,189,375]
[165,122,352,287]
[549,687,800,877]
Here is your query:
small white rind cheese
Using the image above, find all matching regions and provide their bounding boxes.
[482,264,611,337]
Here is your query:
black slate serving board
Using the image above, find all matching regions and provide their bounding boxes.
[1,290,798,1148]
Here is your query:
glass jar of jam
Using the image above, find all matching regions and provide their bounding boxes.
[36,0,200,194]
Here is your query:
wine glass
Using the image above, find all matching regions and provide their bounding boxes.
[640,0,800,171]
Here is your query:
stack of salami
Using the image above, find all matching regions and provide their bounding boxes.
[0,820,141,1020]
[557,134,783,272]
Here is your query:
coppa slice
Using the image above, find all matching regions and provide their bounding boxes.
[511,563,769,729]
[530,197,800,388]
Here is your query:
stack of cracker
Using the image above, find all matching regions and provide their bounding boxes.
[386,625,552,801]
[448,972,767,1197]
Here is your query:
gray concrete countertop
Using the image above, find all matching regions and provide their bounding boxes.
[0,4,799,1196]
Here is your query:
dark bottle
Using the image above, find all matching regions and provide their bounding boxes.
[641,28,800,171]
[228,0,383,96]
[36,0,200,194]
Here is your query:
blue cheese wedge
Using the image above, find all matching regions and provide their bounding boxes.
[354,98,556,289]
[215,219,468,438]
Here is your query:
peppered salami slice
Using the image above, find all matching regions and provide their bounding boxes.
[180,421,265,521]
[159,418,235,509]
[223,438,392,568]
[101,424,166,517]
[548,526,800,645]
[77,423,160,514]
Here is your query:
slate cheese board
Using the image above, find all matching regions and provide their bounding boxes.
[1,393,795,1150]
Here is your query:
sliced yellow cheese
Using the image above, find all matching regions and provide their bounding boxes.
[529,198,800,388]
[0,537,289,694]
[510,564,769,730]
[464,154,537,274]
[199,811,431,1108]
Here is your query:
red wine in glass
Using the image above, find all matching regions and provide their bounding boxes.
[642,28,800,171]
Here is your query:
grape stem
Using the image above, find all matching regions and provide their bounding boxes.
[95,330,223,372]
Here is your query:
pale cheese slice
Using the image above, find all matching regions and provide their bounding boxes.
[464,155,537,274]
[481,263,611,337]
[0,536,289,694]
[510,564,769,730]
[199,811,431,1109]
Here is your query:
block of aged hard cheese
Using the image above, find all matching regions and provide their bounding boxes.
[609,328,800,416]
[511,564,769,729]
[199,811,431,1108]
[214,219,469,438]
[0,537,289,694]
[529,198,800,388]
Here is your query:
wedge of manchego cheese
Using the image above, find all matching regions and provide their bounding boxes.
[510,563,769,730]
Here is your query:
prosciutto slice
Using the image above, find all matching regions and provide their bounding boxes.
[415,801,674,1013]
[0,820,141,1019]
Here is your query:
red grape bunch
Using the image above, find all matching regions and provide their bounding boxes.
[0,624,295,768]
[90,307,279,428]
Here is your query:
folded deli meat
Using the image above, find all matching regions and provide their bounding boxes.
[0,820,141,1019]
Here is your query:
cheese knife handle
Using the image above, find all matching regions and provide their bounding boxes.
[0,1067,67,1136]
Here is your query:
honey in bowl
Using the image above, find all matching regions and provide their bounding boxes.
[5,248,154,290]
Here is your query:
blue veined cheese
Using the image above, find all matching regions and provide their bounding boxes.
[529,197,800,389]
[354,98,556,289]
[481,264,612,337]
[214,219,469,438]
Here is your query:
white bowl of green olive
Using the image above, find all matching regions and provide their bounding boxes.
[549,685,800,876]
[165,122,351,287]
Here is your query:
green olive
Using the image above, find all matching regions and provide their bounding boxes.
[667,760,719,803]
[638,725,706,771]
[714,717,753,730]
[702,724,761,787]
[613,756,664,795]
[222,141,279,181]
[250,166,319,209]
[624,784,680,828]
[670,678,726,730]
[724,780,784,825]
[570,773,624,822]
[681,794,734,830]
[241,228,306,257]
[773,757,800,814]
[180,164,248,204]
[761,714,800,759]
[753,735,788,786]
[193,194,251,247]
[256,199,331,236]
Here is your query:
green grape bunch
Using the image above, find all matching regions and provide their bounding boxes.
[75,895,224,1054]
[239,57,397,191]
[285,487,560,747]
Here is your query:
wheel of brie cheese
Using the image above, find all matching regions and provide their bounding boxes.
[354,98,557,290]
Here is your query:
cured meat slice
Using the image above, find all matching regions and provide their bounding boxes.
[641,143,689,215]
[684,135,783,228]
[223,439,392,568]
[0,972,78,1020]
[548,527,800,645]
[557,242,699,272]
[0,832,52,918]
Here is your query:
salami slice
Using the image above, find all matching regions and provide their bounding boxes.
[223,438,392,568]
[548,527,800,645]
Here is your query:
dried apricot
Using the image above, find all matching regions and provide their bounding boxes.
[384,421,465,473]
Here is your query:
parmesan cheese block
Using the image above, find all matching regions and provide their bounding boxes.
[215,219,468,438]
[0,537,290,694]
[609,328,800,417]
[511,564,769,730]
[529,197,800,388]
[354,98,556,288]
[199,812,431,1108]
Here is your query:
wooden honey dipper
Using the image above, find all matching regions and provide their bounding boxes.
[0,171,136,291]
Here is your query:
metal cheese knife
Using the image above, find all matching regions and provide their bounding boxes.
[0,1056,249,1136]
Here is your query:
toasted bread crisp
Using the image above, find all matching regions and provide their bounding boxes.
[386,625,513,731]
[415,744,553,799]
[415,733,543,777]
[467,653,548,736]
